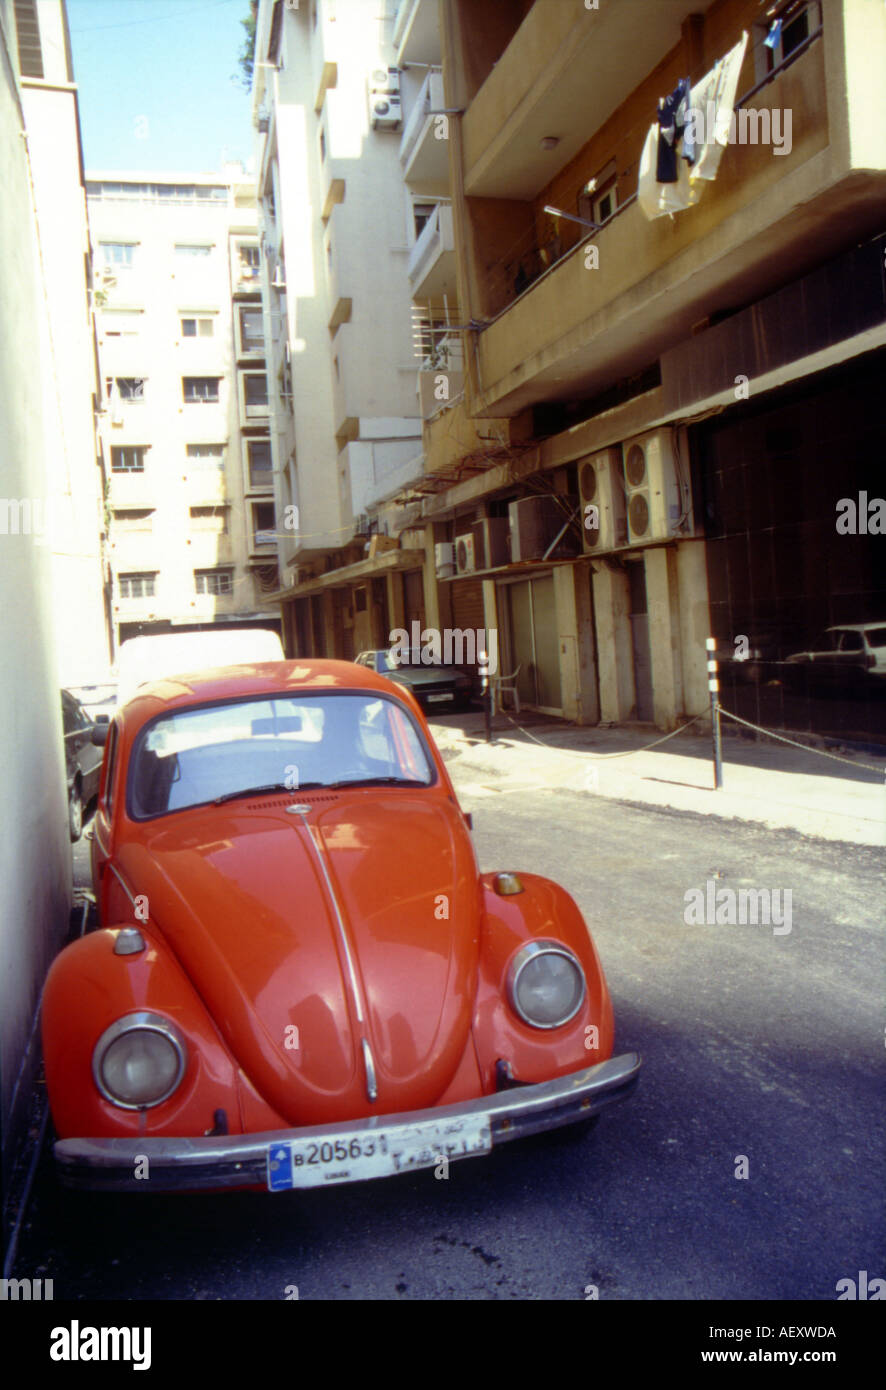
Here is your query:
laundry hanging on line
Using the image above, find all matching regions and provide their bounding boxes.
[638,30,749,221]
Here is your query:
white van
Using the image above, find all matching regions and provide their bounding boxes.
[115,629,285,707]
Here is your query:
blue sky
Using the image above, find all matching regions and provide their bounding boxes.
[68,0,256,174]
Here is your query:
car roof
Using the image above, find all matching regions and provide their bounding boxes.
[825,623,884,633]
[117,659,407,727]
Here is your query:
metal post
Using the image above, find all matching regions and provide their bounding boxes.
[479,650,492,742]
[706,636,723,789]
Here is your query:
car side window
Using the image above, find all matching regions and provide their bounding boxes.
[840,632,863,653]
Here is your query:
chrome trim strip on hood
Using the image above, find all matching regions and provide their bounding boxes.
[286,803,367,1027]
[361,1038,378,1103]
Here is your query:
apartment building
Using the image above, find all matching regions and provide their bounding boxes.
[251,0,430,657]
[394,0,886,742]
[87,166,282,648]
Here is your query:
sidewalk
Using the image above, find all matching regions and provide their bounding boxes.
[428,710,886,848]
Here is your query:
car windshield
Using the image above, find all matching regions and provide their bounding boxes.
[128,692,435,818]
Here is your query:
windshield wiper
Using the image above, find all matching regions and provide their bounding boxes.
[213,781,325,805]
[326,776,427,789]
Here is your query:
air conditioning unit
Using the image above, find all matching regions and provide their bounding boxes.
[621,427,688,544]
[471,517,510,570]
[371,94,402,130]
[370,66,401,95]
[454,534,475,575]
[508,494,579,562]
[578,448,627,553]
[434,541,455,578]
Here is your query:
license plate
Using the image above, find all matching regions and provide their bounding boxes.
[427,693,454,703]
[267,1115,491,1190]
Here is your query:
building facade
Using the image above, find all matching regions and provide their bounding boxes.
[251,0,432,659]
[87,166,282,649]
[403,0,886,742]
[0,0,83,1232]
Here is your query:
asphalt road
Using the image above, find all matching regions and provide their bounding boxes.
[12,773,884,1301]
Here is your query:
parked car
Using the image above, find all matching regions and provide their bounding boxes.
[115,627,284,707]
[42,660,639,1193]
[65,679,118,725]
[61,689,103,841]
[355,648,477,711]
[782,623,886,694]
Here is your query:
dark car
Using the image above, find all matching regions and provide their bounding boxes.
[782,624,886,697]
[62,690,103,840]
[355,649,476,711]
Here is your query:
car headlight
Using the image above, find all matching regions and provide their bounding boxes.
[92,1012,187,1109]
[507,941,586,1029]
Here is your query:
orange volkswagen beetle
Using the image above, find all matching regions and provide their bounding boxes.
[42,660,640,1192]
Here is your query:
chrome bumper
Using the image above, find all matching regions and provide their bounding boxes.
[54,1052,641,1192]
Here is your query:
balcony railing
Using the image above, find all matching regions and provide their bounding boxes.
[407,202,455,298]
[399,68,444,174]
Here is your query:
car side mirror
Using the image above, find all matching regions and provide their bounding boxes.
[95,713,110,724]
[91,723,109,746]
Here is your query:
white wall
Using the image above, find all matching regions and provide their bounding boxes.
[0,3,72,1205]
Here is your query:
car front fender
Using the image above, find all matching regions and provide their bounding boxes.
[472,872,615,1093]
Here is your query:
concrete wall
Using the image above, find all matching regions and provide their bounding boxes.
[0,0,72,1220]
[20,66,108,684]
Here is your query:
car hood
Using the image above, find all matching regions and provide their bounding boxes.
[116,792,480,1124]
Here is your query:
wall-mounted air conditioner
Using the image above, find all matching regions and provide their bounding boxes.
[578,448,627,553]
[370,66,401,96]
[454,534,475,575]
[434,541,455,577]
[621,427,689,544]
[471,517,509,570]
[371,94,402,130]
[508,494,578,562]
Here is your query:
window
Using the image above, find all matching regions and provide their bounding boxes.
[190,507,229,533]
[183,377,220,403]
[252,501,276,546]
[175,243,213,257]
[186,443,225,468]
[14,0,44,78]
[100,242,136,268]
[111,446,148,473]
[413,203,435,239]
[579,160,617,228]
[246,439,272,488]
[243,373,269,417]
[102,310,142,337]
[107,377,145,401]
[181,315,215,338]
[118,572,156,599]
[237,244,261,285]
[112,508,154,532]
[195,568,234,595]
[238,306,264,354]
[758,2,821,76]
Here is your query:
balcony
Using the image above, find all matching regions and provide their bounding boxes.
[468,29,886,419]
[399,69,450,197]
[393,0,440,67]
[462,0,700,199]
[407,203,456,303]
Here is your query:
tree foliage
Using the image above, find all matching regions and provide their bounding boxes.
[237,0,259,92]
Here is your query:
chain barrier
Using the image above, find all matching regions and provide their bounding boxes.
[718,708,885,776]
[498,708,884,776]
